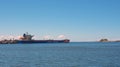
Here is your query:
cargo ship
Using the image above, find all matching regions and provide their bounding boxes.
[17,33,70,43]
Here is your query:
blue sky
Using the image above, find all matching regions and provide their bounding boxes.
[0,0,120,41]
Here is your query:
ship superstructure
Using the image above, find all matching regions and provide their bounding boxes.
[20,32,34,41]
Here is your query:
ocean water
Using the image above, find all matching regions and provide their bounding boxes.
[0,42,120,67]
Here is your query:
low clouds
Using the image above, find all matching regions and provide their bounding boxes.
[0,34,67,40]
[57,35,66,39]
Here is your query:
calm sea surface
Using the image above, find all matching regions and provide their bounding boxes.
[0,42,120,67]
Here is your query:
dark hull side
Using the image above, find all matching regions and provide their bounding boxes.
[17,39,70,43]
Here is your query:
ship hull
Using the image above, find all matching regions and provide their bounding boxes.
[17,39,70,43]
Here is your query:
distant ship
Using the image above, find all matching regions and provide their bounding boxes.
[17,33,70,43]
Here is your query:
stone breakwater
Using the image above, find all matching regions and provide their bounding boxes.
[0,40,17,44]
